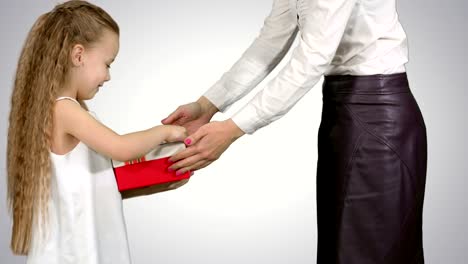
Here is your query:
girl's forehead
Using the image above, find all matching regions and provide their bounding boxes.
[100,30,119,46]
[94,30,119,54]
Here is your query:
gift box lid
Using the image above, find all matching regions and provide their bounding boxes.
[112,142,186,168]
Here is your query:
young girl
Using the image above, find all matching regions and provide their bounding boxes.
[7,1,186,263]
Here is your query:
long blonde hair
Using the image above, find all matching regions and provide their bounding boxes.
[7,0,119,255]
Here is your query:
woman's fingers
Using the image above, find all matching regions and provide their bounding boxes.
[175,160,212,175]
[191,160,213,171]
[163,102,204,125]
[161,108,182,125]
[171,155,207,175]
[183,124,207,146]
[169,145,199,163]
[169,120,244,174]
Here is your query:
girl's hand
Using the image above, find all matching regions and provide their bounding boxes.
[165,125,188,143]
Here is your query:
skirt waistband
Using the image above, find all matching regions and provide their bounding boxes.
[323,72,410,95]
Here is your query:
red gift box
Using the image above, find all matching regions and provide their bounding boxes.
[112,142,190,199]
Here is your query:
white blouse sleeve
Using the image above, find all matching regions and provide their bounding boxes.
[203,0,298,112]
[231,0,358,134]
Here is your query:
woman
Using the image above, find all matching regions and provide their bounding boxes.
[163,0,427,262]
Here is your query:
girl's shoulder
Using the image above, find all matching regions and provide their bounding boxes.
[51,97,91,155]
[53,97,89,130]
[53,97,94,120]
[55,96,80,105]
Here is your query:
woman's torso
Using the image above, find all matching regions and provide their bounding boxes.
[288,0,408,75]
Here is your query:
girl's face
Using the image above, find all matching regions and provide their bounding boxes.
[73,30,119,100]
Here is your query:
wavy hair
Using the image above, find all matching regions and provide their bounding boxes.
[7,0,119,255]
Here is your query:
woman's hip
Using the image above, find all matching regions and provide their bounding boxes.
[319,72,426,152]
[315,72,427,263]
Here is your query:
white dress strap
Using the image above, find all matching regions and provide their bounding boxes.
[55,96,80,106]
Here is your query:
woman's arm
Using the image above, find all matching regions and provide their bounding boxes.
[56,100,186,162]
[203,0,298,113]
[169,0,359,174]
[230,0,358,134]
[162,0,297,136]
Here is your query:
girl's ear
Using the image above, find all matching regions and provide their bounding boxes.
[70,44,85,67]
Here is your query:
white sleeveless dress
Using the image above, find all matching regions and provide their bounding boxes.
[27,97,132,264]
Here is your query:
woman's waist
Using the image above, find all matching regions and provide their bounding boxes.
[322,72,410,97]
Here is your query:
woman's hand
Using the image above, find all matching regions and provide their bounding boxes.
[168,119,245,175]
[161,97,218,135]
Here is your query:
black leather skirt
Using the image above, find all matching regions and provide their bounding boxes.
[316,73,427,264]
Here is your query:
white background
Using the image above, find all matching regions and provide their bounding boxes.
[1,0,467,263]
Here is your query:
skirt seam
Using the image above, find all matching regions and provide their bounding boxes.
[342,103,419,198]
[342,103,414,178]
[341,131,365,202]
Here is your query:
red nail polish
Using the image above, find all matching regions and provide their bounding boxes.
[185,139,192,145]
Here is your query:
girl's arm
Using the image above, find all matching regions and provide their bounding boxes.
[55,99,186,161]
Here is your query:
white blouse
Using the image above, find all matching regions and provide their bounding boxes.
[203,0,409,134]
